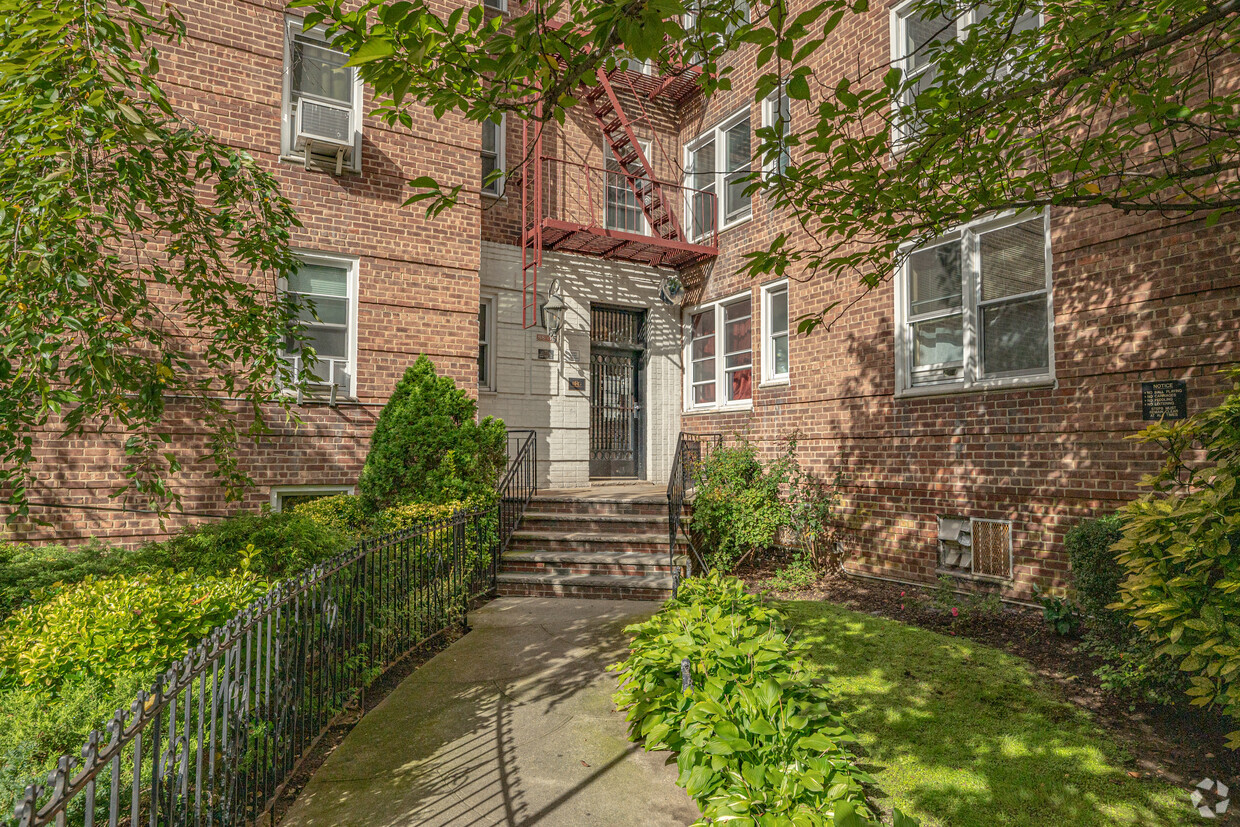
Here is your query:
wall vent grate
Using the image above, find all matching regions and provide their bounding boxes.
[972,519,1012,579]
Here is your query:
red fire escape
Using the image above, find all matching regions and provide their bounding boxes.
[519,66,718,327]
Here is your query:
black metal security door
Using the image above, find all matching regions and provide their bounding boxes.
[589,307,645,478]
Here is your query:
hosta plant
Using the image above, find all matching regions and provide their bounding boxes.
[611,575,917,826]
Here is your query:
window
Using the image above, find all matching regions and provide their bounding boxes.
[483,0,505,11]
[271,485,354,513]
[895,212,1053,396]
[481,115,506,197]
[761,281,789,383]
[478,297,496,391]
[282,19,362,172]
[686,293,754,408]
[606,140,650,234]
[282,252,359,397]
[684,0,750,39]
[685,108,752,238]
[615,54,653,75]
[761,87,791,177]
[891,0,1040,145]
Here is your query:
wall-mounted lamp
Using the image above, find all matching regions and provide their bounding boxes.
[540,279,566,339]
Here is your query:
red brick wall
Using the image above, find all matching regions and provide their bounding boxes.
[12,0,484,545]
[676,3,1240,598]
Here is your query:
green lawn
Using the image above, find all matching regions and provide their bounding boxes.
[781,601,1201,827]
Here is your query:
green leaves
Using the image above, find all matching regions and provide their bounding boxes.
[610,575,906,826]
[0,570,269,695]
[1112,368,1240,744]
[358,356,507,510]
[0,0,302,519]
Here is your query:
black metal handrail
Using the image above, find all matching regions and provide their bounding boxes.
[12,508,499,827]
[667,431,722,595]
[497,429,538,556]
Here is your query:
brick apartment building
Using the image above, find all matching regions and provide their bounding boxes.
[18,0,1240,599]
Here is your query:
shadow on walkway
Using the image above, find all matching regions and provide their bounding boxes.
[281,598,696,827]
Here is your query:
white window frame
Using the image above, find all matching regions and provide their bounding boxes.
[281,250,360,399]
[280,17,364,173]
[760,280,790,385]
[684,106,753,239]
[890,0,1042,151]
[761,84,791,177]
[481,114,506,198]
[605,138,651,235]
[683,0,751,37]
[683,290,755,412]
[894,211,1054,398]
[271,485,355,513]
[478,296,496,392]
[483,0,506,12]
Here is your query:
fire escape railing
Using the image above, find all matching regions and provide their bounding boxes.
[519,67,717,328]
[667,431,722,595]
[530,156,717,254]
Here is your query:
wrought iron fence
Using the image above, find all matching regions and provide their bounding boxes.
[667,432,722,595]
[498,429,537,556]
[11,503,514,827]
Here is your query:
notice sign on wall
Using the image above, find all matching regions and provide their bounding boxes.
[1141,380,1188,421]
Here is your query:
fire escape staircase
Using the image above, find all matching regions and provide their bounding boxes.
[519,67,718,328]
[588,68,687,246]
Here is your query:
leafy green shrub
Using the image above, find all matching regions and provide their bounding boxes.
[1059,514,1187,702]
[1077,634,1189,707]
[359,356,506,509]
[1064,514,1126,636]
[689,440,785,572]
[0,541,148,620]
[1032,588,1083,637]
[0,571,268,695]
[290,492,374,535]
[767,553,818,592]
[611,575,917,826]
[1111,368,1240,745]
[149,511,352,579]
[0,670,154,819]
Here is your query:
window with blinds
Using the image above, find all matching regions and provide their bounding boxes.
[281,254,357,397]
[897,212,1052,394]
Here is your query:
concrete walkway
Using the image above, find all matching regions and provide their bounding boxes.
[281,598,697,827]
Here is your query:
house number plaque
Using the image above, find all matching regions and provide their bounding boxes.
[1141,380,1188,421]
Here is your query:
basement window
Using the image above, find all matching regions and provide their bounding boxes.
[938,516,1012,580]
[272,485,354,512]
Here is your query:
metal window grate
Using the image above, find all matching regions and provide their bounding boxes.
[590,306,645,347]
[972,519,1012,579]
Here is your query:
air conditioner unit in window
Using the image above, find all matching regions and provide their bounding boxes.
[295,98,354,173]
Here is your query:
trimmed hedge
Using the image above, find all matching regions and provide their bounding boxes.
[611,575,917,826]
[359,356,507,509]
[1064,514,1126,636]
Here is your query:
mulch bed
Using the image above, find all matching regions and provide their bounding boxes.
[738,561,1237,796]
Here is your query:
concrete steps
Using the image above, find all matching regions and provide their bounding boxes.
[498,490,681,601]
